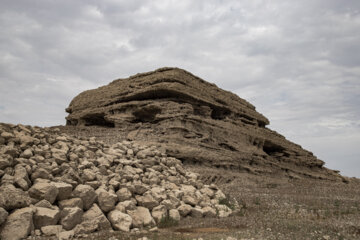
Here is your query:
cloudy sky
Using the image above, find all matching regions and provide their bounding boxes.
[0,0,359,177]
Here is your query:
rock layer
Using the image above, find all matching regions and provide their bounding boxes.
[65,67,343,181]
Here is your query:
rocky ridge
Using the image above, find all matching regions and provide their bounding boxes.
[65,67,344,181]
[0,123,233,240]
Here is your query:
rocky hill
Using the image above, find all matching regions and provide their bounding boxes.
[65,67,344,181]
[0,123,233,239]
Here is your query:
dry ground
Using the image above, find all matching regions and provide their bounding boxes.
[62,168,360,240]
[51,126,360,240]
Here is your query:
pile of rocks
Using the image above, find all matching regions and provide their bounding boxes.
[0,123,233,240]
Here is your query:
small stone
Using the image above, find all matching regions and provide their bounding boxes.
[20,148,33,159]
[34,199,55,209]
[35,229,41,236]
[214,190,226,200]
[58,230,74,240]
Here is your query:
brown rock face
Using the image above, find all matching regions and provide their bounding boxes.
[65,67,342,181]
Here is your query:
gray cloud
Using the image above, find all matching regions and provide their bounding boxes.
[0,0,359,177]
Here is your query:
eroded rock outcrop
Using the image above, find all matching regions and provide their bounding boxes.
[65,67,343,181]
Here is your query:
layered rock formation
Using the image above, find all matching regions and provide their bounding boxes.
[0,123,232,239]
[65,67,343,181]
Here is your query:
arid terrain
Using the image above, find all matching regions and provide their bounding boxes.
[70,169,360,240]
[57,160,360,240]
[0,68,359,240]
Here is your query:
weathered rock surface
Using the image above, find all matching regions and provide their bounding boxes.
[0,184,31,211]
[0,122,244,239]
[0,207,33,240]
[29,181,59,204]
[107,210,132,232]
[33,207,60,229]
[0,207,8,225]
[127,206,155,228]
[64,67,343,181]
[60,207,83,230]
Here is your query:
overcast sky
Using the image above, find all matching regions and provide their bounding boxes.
[0,0,359,177]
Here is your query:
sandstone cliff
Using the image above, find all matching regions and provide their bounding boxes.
[65,67,343,181]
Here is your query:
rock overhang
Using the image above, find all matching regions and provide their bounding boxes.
[64,67,343,181]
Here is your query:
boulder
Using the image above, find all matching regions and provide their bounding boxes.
[182,194,199,207]
[190,207,204,218]
[71,184,96,210]
[74,204,111,234]
[20,148,33,159]
[31,168,52,181]
[107,210,132,232]
[151,205,167,223]
[127,206,155,228]
[135,193,159,210]
[59,198,83,210]
[34,199,55,209]
[51,182,73,201]
[115,200,136,213]
[41,225,63,236]
[169,209,180,221]
[202,206,217,218]
[97,189,118,212]
[215,204,232,218]
[60,207,83,230]
[0,184,31,211]
[0,207,8,225]
[28,181,59,204]
[116,187,132,202]
[13,165,31,190]
[58,230,74,240]
[0,207,33,240]
[177,204,192,217]
[82,169,96,181]
[33,207,60,229]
